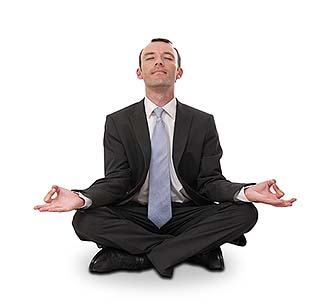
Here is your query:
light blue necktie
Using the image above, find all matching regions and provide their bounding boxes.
[148,107,172,228]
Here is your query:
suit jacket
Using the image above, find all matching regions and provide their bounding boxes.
[79,99,247,208]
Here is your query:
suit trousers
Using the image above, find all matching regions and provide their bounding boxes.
[72,201,258,275]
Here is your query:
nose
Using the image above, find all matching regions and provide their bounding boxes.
[154,56,164,66]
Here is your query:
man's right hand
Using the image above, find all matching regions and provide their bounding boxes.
[34,185,85,212]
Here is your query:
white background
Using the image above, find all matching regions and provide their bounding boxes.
[1,0,319,307]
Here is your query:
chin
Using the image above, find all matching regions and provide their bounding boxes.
[150,79,173,86]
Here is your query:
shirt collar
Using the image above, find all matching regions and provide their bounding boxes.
[144,96,176,120]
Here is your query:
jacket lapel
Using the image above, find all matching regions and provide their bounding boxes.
[129,99,151,167]
[173,100,193,168]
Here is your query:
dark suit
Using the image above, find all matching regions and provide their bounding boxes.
[72,99,258,274]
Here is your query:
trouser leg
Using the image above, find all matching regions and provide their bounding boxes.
[72,202,173,255]
[147,201,258,274]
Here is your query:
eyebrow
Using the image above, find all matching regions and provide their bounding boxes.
[143,51,175,58]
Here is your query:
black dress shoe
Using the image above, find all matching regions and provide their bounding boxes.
[89,248,152,273]
[229,234,247,246]
[187,247,225,271]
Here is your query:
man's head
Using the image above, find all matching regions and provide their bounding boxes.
[136,38,183,91]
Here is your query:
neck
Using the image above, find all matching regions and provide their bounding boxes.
[145,87,175,107]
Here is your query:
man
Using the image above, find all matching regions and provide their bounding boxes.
[34,38,296,279]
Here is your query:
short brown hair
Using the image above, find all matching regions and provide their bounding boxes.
[139,38,181,68]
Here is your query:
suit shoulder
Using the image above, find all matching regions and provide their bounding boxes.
[106,99,144,119]
[178,102,214,119]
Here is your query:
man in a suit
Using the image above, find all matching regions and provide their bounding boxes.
[34,38,296,278]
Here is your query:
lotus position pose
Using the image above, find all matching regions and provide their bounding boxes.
[34,38,296,278]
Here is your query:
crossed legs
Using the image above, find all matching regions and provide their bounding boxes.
[72,201,258,276]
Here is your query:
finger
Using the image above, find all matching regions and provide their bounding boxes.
[39,203,63,212]
[34,204,47,210]
[272,183,285,198]
[256,195,287,206]
[270,198,296,207]
[267,179,276,187]
[34,203,52,209]
[34,203,54,212]
[38,207,51,212]
[47,207,65,212]
[43,185,61,203]
[43,187,57,203]
[51,185,60,193]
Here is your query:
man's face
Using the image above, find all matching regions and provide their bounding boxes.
[137,42,182,89]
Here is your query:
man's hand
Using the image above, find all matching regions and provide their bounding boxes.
[34,185,85,212]
[244,179,296,207]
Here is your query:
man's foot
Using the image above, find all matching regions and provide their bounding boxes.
[229,234,247,246]
[187,247,225,271]
[89,248,153,273]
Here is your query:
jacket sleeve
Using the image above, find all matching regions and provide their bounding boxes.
[76,115,131,208]
[197,115,249,202]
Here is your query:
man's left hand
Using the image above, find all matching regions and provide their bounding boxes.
[244,179,296,207]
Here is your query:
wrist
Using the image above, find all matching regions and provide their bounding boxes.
[244,186,253,201]
[73,192,85,209]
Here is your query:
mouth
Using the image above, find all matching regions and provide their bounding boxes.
[152,70,167,75]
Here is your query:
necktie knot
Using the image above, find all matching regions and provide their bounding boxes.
[154,107,164,119]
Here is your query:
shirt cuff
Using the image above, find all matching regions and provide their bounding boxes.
[234,186,253,202]
[73,191,93,209]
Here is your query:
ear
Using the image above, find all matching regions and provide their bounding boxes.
[136,68,143,80]
[176,67,183,80]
